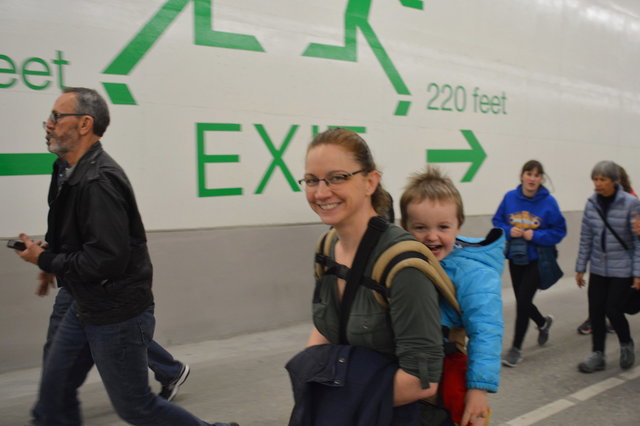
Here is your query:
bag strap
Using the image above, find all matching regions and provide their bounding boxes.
[339,216,388,344]
[589,199,629,251]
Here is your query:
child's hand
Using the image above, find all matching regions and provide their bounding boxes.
[461,389,489,426]
[523,229,534,241]
[576,272,586,288]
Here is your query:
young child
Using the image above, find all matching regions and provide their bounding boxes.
[400,166,505,426]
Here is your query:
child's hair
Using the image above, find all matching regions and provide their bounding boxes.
[400,166,465,229]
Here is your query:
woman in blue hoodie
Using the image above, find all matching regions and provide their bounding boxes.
[493,160,567,367]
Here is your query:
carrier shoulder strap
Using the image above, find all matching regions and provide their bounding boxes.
[315,229,461,314]
[314,227,338,281]
[338,216,388,343]
[371,240,466,353]
[370,240,460,315]
[313,223,466,350]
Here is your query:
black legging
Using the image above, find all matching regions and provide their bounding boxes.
[588,273,632,352]
[509,260,545,349]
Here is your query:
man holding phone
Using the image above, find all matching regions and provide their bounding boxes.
[10,234,191,421]
[13,87,236,426]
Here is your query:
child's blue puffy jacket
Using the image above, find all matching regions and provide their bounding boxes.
[440,228,505,393]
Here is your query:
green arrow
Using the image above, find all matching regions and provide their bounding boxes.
[0,153,55,176]
[426,130,486,182]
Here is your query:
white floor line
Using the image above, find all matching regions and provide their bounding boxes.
[504,399,575,426]
[619,367,640,380]
[503,364,639,425]
[568,377,624,401]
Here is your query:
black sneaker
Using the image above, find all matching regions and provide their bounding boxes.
[211,422,239,426]
[160,363,190,401]
[537,315,553,346]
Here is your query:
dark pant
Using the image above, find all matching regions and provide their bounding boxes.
[588,273,633,352]
[39,304,208,426]
[509,260,545,349]
[32,287,184,423]
[148,340,183,385]
[32,288,94,424]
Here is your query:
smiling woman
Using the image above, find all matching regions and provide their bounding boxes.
[301,128,390,230]
[286,128,444,425]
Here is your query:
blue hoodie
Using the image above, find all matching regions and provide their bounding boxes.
[440,228,505,393]
[492,185,567,261]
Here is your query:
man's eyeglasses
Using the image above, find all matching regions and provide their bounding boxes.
[298,170,365,188]
[42,112,92,128]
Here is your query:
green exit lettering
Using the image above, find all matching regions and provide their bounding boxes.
[0,50,69,90]
[196,123,366,197]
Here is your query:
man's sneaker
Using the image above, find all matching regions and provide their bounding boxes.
[577,319,592,335]
[160,363,190,401]
[578,351,605,373]
[537,315,554,346]
[211,422,239,426]
[620,340,635,370]
[502,347,522,367]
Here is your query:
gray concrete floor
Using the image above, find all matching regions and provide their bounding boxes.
[0,322,309,425]
[2,278,639,425]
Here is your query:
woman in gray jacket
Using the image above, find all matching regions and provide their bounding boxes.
[576,161,640,373]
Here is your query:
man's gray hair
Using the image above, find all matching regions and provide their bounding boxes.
[63,87,110,137]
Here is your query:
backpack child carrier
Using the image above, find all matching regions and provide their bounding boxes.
[313,217,466,352]
[314,217,475,424]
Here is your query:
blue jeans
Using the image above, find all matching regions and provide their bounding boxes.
[32,288,94,424]
[32,288,183,422]
[148,340,183,385]
[39,303,208,426]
